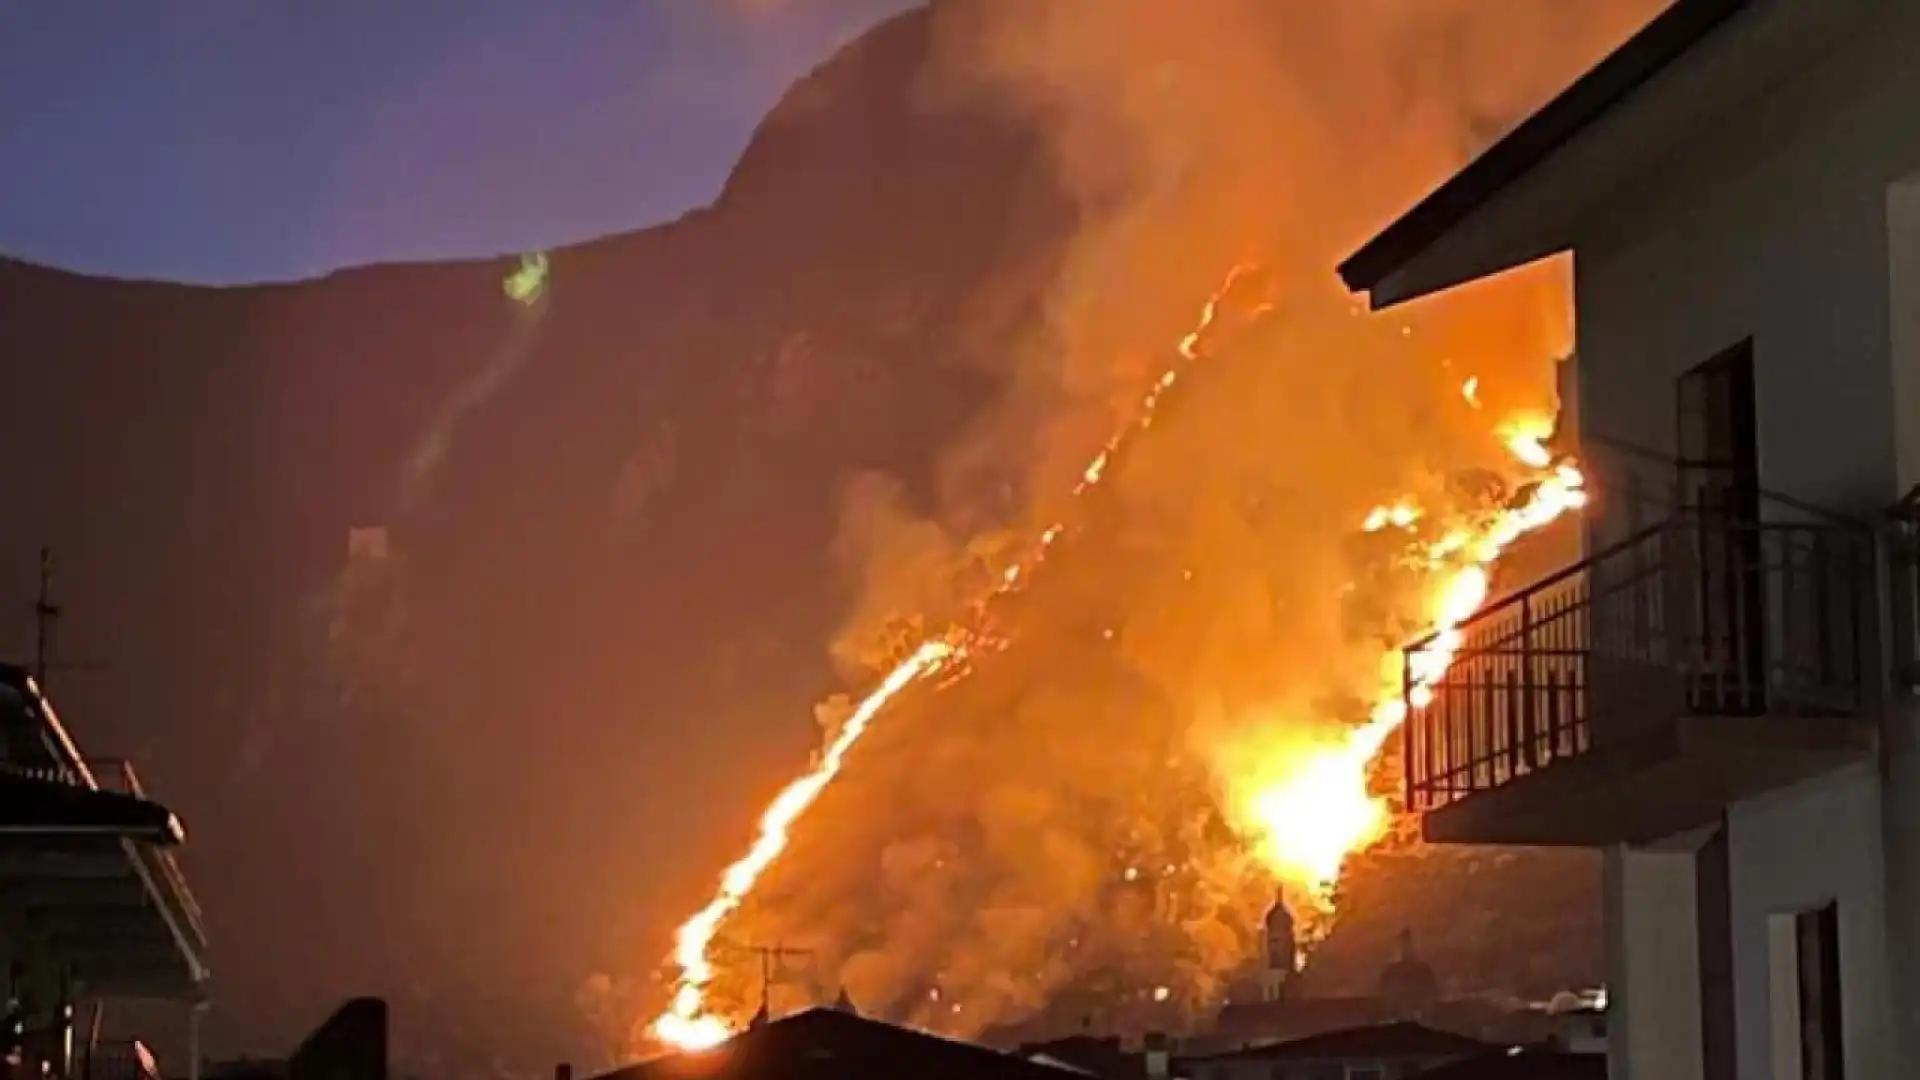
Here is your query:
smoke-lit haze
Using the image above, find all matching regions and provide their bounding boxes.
[608,0,1659,1049]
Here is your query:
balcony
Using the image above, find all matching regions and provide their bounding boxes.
[1403,513,1878,846]
[0,664,208,1002]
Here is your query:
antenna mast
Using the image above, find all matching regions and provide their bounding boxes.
[33,546,59,688]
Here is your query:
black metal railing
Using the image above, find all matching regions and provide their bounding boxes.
[1404,513,1874,812]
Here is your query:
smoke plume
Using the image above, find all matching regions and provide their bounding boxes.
[662,0,1658,1044]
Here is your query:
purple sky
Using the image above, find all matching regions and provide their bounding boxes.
[0,1,912,285]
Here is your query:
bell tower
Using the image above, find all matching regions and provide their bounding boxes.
[1261,890,1297,1002]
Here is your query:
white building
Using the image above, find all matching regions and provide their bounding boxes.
[1339,1,1920,1078]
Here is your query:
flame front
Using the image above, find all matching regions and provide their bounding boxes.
[652,269,1259,1050]
[1234,401,1587,897]
[655,638,955,1051]
[653,261,1595,1041]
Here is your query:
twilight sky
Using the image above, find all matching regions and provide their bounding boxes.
[0,0,912,285]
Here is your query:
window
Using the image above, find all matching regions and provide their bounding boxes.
[1675,340,1766,715]
[1796,904,1845,1080]
[1770,902,1846,1080]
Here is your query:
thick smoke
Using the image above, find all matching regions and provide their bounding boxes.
[663,0,1657,1045]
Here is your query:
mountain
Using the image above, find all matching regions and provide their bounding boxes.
[0,4,1082,1058]
[0,0,1599,1064]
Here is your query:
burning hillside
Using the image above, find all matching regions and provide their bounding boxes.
[649,261,1586,1046]
[582,0,1662,1054]
[0,0,1654,1065]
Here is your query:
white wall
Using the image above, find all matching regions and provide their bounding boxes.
[1573,2,1920,529]
[1884,173,1920,1080]
[1726,766,1890,1078]
[1566,4,1920,1077]
[1605,846,1704,1080]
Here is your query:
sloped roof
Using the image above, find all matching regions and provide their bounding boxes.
[1017,1036,1146,1080]
[1338,0,1752,294]
[1407,1047,1606,1080]
[1213,994,1389,1036]
[0,768,182,841]
[591,1009,1081,1080]
[1193,1022,1491,1064]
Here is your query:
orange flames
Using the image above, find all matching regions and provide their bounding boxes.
[652,266,1589,1050]
[653,268,1261,1050]
[655,638,957,1050]
[1229,400,1586,898]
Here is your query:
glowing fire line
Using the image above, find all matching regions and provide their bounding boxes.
[1239,404,1587,895]
[655,638,954,1050]
[653,268,1261,1050]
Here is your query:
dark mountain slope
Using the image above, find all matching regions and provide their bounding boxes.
[0,5,1079,1056]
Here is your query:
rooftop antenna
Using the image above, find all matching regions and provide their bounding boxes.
[34,545,58,688]
[28,546,106,695]
[722,942,814,1028]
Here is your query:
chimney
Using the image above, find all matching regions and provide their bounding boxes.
[554,1065,572,1080]
[1143,1032,1169,1080]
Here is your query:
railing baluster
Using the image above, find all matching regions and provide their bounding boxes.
[1519,594,1535,779]
[1504,664,1520,782]
[1397,509,1874,814]
[1403,648,1418,808]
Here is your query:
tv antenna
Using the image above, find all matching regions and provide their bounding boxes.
[707,938,815,1026]
[751,943,815,1025]
[28,546,106,693]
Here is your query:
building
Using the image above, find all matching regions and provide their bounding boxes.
[1406,1048,1604,1080]
[1017,1034,1151,1080]
[1204,896,1517,1054]
[1339,0,1920,1078]
[1183,1022,1489,1080]
[1,663,209,1079]
[582,1008,1085,1080]
[199,998,390,1080]
[1548,1008,1606,1058]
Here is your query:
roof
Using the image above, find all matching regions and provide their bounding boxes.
[1016,1036,1145,1080]
[0,768,182,842]
[1194,1022,1491,1064]
[1337,0,1752,295]
[1212,995,1389,1038]
[1406,1047,1606,1080]
[591,1009,1081,1080]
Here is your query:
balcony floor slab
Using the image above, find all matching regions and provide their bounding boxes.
[1421,713,1879,847]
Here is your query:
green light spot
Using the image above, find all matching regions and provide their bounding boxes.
[504,252,550,304]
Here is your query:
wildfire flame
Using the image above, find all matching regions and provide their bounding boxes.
[652,257,1592,1047]
[1234,404,1587,896]
[652,268,1262,1050]
[655,638,956,1051]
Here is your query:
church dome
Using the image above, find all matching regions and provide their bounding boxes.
[1377,929,1441,1012]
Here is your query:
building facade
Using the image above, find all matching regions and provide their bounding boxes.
[0,664,209,1080]
[1184,1022,1489,1080]
[1339,1,1920,1078]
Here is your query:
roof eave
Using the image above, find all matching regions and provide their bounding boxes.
[1338,0,1754,302]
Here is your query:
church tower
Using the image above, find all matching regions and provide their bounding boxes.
[1260,890,1298,1002]
[1378,927,1441,1017]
